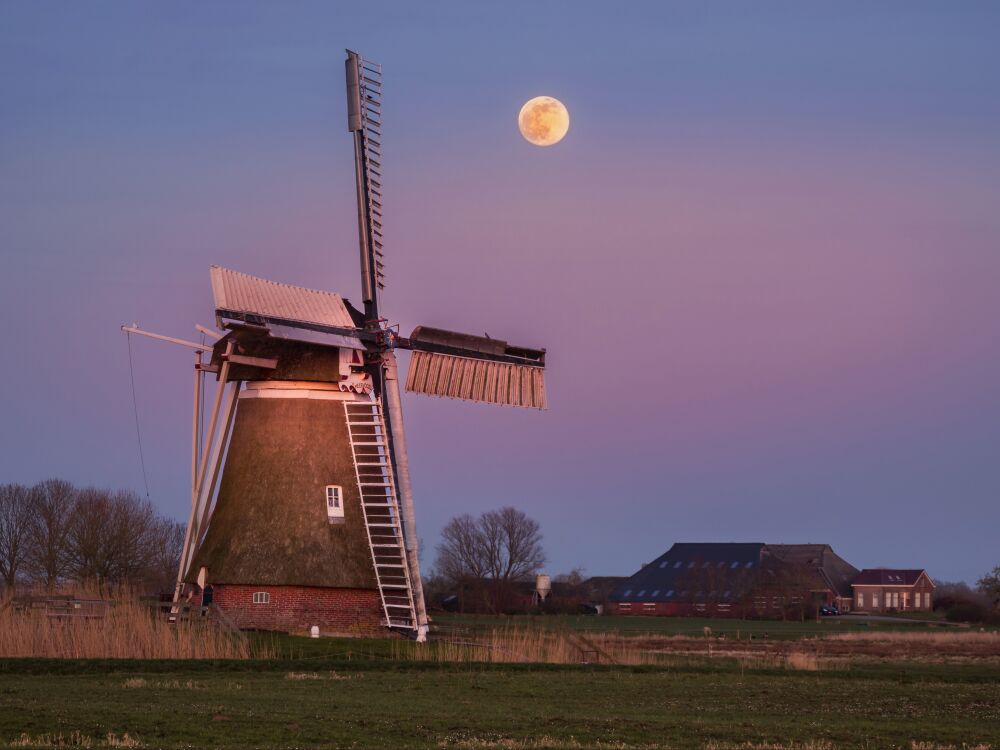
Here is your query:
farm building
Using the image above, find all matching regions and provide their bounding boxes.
[851,569,935,613]
[608,543,859,619]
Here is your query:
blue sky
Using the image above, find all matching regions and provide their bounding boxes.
[2,2,999,583]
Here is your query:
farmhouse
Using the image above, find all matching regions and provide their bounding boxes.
[608,543,859,619]
[851,569,935,613]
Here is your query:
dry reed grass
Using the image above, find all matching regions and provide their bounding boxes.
[284,671,353,681]
[8,731,142,748]
[825,630,998,644]
[0,593,261,659]
[437,736,669,749]
[735,652,831,672]
[702,743,835,750]
[395,627,667,666]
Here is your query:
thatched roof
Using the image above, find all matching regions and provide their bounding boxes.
[188,396,377,589]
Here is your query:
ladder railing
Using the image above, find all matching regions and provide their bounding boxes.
[345,399,418,634]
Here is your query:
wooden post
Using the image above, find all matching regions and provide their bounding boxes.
[192,380,241,549]
[174,340,234,600]
[382,351,429,641]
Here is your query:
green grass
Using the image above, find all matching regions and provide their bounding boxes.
[431,613,955,640]
[1,655,997,749]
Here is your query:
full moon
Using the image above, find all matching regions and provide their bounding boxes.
[518,96,570,147]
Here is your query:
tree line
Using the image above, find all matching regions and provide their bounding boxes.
[431,506,546,614]
[0,479,183,593]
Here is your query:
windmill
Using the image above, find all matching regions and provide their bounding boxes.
[124,50,546,640]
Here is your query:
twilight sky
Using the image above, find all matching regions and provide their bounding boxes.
[2,2,999,584]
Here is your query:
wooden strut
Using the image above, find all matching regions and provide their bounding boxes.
[174,340,237,604]
[382,352,429,641]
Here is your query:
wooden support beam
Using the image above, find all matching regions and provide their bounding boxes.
[223,353,278,369]
[174,341,234,603]
[191,380,241,552]
[121,324,213,352]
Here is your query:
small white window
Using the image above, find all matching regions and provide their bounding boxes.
[252,591,270,605]
[325,485,344,522]
[873,593,879,608]
[857,592,864,608]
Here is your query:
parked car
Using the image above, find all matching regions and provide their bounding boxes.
[819,604,841,616]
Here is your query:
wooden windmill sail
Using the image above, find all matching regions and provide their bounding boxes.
[143,50,546,640]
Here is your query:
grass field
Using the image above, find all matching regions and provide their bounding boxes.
[430,613,967,641]
[1,655,997,749]
[2,611,998,749]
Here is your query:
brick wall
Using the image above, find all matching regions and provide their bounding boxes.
[210,584,383,634]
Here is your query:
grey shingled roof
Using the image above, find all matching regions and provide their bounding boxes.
[608,543,765,603]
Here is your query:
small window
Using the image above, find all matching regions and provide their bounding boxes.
[717,561,726,568]
[252,591,270,605]
[872,593,879,608]
[637,590,646,598]
[731,561,739,569]
[674,561,683,569]
[651,590,660,598]
[659,561,668,568]
[619,603,632,610]
[857,592,864,608]
[702,561,711,568]
[623,589,632,598]
[666,590,674,598]
[745,562,754,569]
[687,562,695,569]
[325,485,344,522]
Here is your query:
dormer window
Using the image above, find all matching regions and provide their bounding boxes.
[326,485,344,523]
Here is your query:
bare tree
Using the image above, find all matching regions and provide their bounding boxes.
[108,489,159,583]
[977,565,1000,609]
[25,479,76,590]
[0,483,35,589]
[435,507,545,613]
[65,487,162,586]
[146,517,185,593]
[435,514,490,610]
[66,487,117,585]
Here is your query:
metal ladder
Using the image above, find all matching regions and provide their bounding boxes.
[344,399,417,633]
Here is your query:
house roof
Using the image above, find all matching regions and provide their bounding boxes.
[764,544,859,598]
[608,542,861,603]
[608,543,765,603]
[210,266,357,331]
[852,569,930,587]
